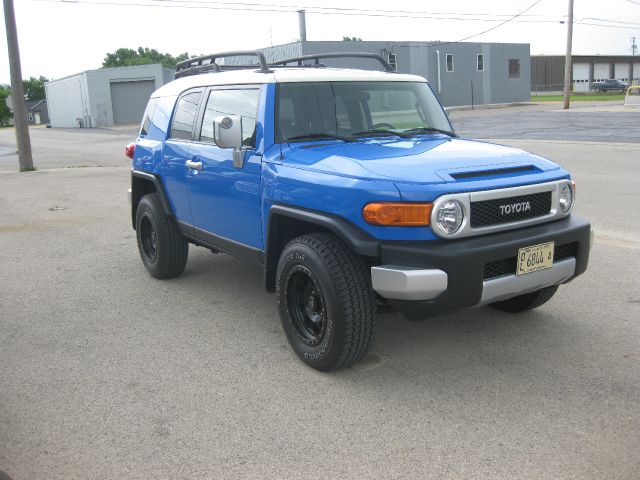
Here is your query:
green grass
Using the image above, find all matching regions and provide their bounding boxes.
[531,94,625,102]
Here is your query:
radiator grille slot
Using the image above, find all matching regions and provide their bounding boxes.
[483,242,578,280]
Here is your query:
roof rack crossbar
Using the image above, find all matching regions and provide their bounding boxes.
[175,50,272,78]
[271,52,395,72]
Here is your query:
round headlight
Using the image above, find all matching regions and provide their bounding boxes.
[559,184,573,213]
[435,199,464,235]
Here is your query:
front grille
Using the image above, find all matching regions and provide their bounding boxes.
[482,242,578,280]
[554,242,577,262]
[470,191,552,228]
[483,256,517,280]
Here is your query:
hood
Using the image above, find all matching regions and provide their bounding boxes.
[280,136,562,185]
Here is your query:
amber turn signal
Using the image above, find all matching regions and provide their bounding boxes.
[363,202,432,226]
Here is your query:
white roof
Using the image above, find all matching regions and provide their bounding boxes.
[153,67,426,97]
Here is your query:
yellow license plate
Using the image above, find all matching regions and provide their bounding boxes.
[516,241,555,276]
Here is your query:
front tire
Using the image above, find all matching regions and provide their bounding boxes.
[275,233,376,371]
[135,193,188,279]
[489,285,558,313]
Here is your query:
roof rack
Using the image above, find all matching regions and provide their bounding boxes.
[271,52,395,72]
[175,50,272,78]
[174,51,396,78]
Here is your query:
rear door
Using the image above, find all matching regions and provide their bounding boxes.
[187,85,264,251]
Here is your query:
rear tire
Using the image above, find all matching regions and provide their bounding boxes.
[135,193,188,279]
[275,233,376,371]
[490,285,558,313]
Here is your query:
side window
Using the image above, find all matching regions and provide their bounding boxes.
[446,54,454,72]
[200,88,261,146]
[387,53,397,71]
[477,54,484,72]
[170,91,202,140]
[140,97,159,137]
[509,59,521,79]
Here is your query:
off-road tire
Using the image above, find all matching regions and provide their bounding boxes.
[275,233,376,371]
[135,193,188,279]
[490,285,559,313]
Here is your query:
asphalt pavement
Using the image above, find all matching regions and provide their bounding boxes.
[1,101,639,479]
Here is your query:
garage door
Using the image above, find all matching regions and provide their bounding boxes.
[110,80,156,125]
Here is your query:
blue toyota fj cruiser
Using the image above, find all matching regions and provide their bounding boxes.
[128,51,591,371]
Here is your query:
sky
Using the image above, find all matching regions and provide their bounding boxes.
[1,0,639,84]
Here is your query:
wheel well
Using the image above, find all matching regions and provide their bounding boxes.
[264,212,379,293]
[131,176,157,229]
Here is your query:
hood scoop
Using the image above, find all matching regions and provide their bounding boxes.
[446,165,540,182]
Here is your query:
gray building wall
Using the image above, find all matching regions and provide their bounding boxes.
[251,41,531,107]
[45,64,173,128]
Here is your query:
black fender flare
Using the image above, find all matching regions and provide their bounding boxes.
[130,170,173,228]
[263,204,380,291]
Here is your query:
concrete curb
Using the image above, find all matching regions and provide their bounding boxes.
[445,102,535,112]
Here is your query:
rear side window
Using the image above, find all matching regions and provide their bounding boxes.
[200,88,261,146]
[140,98,159,137]
[170,91,202,140]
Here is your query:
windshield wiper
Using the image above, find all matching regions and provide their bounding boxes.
[351,129,411,139]
[403,127,457,137]
[286,133,354,143]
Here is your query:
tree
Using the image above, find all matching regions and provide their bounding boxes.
[22,75,48,101]
[0,84,11,126]
[102,47,190,69]
[342,36,363,41]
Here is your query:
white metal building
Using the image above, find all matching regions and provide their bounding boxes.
[45,64,174,128]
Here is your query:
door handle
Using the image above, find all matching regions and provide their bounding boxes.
[185,160,203,170]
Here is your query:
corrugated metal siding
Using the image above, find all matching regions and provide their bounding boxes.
[531,56,565,92]
[45,74,90,128]
[532,55,640,91]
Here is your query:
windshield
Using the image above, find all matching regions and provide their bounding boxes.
[275,81,453,143]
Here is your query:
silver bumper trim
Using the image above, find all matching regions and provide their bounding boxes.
[480,258,576,304]
[127,188,132,206]
[371,265,448,301]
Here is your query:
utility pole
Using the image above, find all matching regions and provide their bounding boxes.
[3,0,34,171]
[563,0,574,110]
[632,37,637,56]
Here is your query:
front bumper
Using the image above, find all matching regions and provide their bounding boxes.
[371,216,591,316]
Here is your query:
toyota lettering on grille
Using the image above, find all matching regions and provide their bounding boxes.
[499,201,531,216]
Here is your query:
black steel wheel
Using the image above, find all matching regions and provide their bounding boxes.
[276,233,376,371]
[135,193,188,279]
[139,213,158,263]
[286,266,327,345]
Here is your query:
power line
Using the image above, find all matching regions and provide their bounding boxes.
[32,0,552,22]
[580,17,640,26]
[39,0,552,19]
[37,0,556,22]
[440,0,544,44]
[35,0,640,29]
[574,20,640,29]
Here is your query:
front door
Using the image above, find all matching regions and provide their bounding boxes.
[187,86,263,250]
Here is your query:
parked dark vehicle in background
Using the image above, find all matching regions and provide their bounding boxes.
[591,79,629,92]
